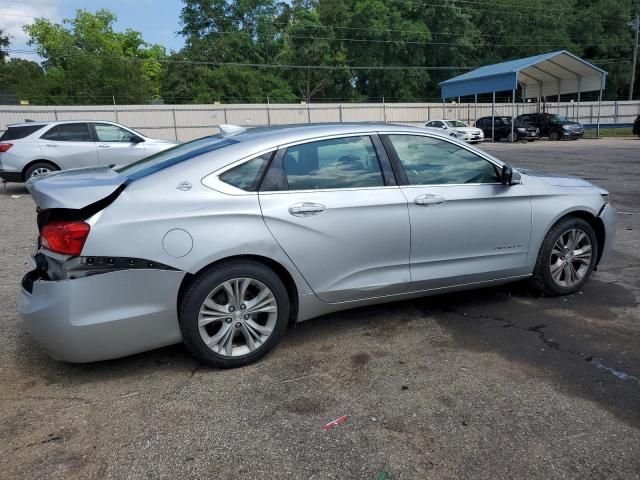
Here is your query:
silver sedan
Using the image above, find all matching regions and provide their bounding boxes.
[19,123,616,368]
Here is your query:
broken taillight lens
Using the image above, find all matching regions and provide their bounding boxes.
[0,143,13,152]
[41,221,90,256]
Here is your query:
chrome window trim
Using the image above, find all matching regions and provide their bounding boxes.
[202,129,510,196]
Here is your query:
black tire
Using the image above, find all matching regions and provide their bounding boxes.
[531,217,598,296]
[507,132,517,143]
[179,260,290,368]
[24,161,58,181]
[549,130,562,141]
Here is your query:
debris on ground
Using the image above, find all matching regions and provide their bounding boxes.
[322,415,349,431]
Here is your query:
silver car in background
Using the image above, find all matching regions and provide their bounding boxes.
[0,120,177,183]
[19,123,615,368]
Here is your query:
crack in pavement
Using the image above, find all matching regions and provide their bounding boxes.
[443,309,640,386]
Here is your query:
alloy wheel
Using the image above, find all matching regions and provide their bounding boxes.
[549,228,593,288]
[30,167,51,178]
[197,277,278,357]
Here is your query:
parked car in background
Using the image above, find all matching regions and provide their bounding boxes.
[424,119,484,143]
[20,123,615,368]
[0,120,178,183]
[633,115,640,137]
[475,116,540,142]
[515,113,584,141]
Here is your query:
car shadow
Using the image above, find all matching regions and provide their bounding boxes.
[0,183,28,196]
[13,274,640,428]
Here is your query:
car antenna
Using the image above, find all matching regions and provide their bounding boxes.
[218,124,247,137]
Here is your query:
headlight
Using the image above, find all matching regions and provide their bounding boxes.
[562,125,571,130]
[516,128,526,133]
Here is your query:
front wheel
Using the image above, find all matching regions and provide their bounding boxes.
[549,131,562,141]
[507,132,517,143]
[179,260,290,368]
[531,217,598,295]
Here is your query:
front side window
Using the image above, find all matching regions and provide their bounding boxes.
[388,134,501,185]
[444,120,468,128]
[41,123,91,142]
[94,124,139,142]
[281,136,385,190]
[219,152,273,191]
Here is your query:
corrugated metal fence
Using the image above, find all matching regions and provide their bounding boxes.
[1,101,638,142]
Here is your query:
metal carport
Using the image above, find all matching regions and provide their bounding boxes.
[439,50,608,140]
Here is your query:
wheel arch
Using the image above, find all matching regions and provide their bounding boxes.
[177,254,299,326]
[21,159,60,181]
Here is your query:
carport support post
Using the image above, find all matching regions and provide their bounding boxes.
[474,94,477,123]
[577,79,581,123]
[511,89,515,142]
[596,72,604,138]
[491,91,495,142]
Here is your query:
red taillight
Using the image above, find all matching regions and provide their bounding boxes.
[0,143,12,153]
[41,221,90,256]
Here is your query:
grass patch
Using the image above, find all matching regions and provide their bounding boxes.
[584,127,636,138]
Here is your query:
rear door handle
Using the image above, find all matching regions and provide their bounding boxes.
[98,144,111,148]
[45,143,58,147]
[288,202,326,217]
[414,194,445,207]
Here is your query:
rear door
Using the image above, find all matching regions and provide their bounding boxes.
[258,134,411,303]
[92,123,147,167]
[382,133,532,291]
[38,123,99,169]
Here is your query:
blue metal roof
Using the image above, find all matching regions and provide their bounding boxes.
[440,50,607,99]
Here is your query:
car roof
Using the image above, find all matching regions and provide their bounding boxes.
[7,120,125,128]
[229,122,443,146]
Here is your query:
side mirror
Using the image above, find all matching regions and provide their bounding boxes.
[501,164,521,185]
[130,135,144,144]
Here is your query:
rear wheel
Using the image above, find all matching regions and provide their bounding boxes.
[531,217,598,295]
[179,260,290,368]
[24,162,58,180]
[549,130,562,141]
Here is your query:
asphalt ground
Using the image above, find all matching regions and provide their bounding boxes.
[0,137,638,479]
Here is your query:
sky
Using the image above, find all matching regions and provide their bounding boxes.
[1,0,185,60]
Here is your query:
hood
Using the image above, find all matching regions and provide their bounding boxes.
[454,127,482,133]
[27,166,126,210]
[517,168,594,187]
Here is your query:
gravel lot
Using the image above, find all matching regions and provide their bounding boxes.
[1,137,639,479]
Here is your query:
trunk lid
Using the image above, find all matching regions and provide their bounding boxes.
[27,166,126,210]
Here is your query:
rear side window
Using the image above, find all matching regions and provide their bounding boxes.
[219,152,273,191]
[0,125,45,140]
[281,136,384,190]
[41,123,91,142]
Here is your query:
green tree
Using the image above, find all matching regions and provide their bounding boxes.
[0,29,9,63]
[24,9,166,104]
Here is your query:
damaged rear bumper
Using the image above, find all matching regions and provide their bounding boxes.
[19,268,185,363]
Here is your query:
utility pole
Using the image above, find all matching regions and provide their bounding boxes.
[629,14,639,101]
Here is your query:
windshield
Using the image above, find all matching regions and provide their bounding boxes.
[116,135,238,181]
[444,121,469,128]
[547,114,570,123]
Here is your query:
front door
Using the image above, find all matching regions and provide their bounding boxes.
[258,134,411,303]
[382,133,532,291]
[92,123,147,167]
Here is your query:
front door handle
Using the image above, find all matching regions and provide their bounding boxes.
[45,143,58,147]
[288,202,326,217]
[98,144,111,148]
[414,194,445,207]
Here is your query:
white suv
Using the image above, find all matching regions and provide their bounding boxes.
[0,120,178,183]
